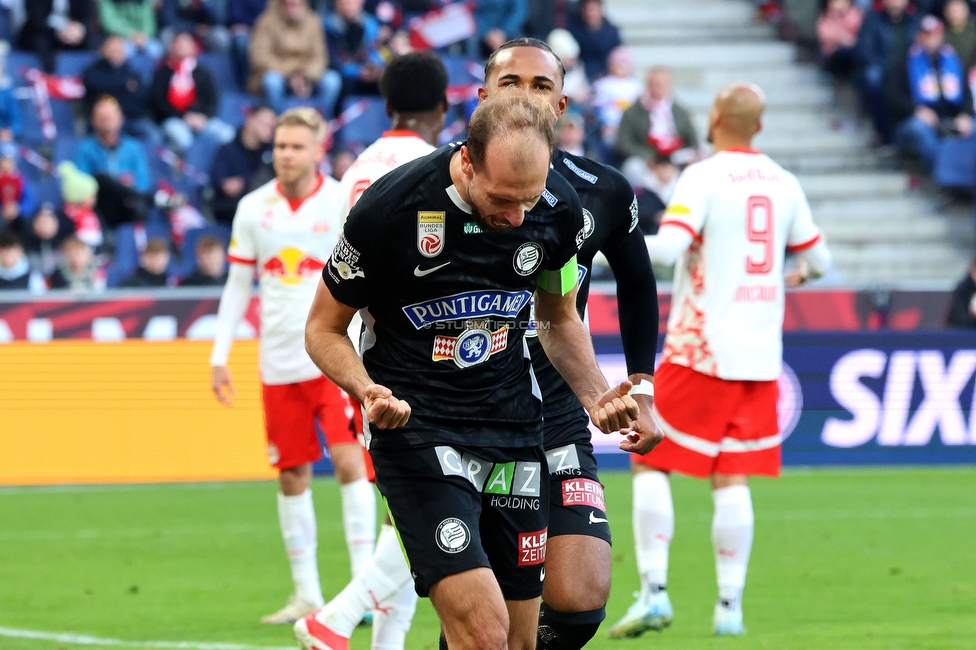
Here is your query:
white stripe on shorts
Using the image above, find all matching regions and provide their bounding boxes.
[655,406,781,457]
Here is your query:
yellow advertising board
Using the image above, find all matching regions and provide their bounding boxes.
[0,340,275,485]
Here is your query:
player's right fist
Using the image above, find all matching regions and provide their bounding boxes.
[364,383,411,429]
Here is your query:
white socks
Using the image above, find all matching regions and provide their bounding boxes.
[277,490,324,607]
[371,573,419,649]
[633,470,674,600]
[315,523,413,639]
[711,485,754,609]
[340,477,377,576]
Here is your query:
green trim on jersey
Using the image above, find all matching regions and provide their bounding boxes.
[536,254,578,296]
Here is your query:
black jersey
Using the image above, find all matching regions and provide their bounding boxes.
[527,149,659,442]
[324,143,584,450]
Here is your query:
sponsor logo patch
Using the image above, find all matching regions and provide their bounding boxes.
[545,444,581,475]
[513,242,544,276]
[328,235,365,282]
[518,528,548,566]
[464,222,485,234]
[403,290,531,329]
[432,325,508,368]
[562,478,606,511]
[541,189,557,207]
[629,196,639,233]
[435,447,541,497]
[435,518,470,554]
[263,247,326,284]
[562,157,599,184]
[418,211,446,258]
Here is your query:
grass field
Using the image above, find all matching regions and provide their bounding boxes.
[1,467,975,650]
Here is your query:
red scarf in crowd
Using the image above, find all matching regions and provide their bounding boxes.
[167,57,198,114]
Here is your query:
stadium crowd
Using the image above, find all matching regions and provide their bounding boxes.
[813,0,976,185]
[0,0,703,292]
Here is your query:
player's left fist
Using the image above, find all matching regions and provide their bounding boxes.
[618,400,665,455]
[588,381,640,434]
[363,383,411,429]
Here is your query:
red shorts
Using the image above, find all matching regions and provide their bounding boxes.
[261,376,360,470]
[633,361,781,478]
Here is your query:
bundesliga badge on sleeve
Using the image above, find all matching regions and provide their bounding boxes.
[418,211,445,257]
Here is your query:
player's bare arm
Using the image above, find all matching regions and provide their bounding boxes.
[534,284,639,433]
[305,278,411,429]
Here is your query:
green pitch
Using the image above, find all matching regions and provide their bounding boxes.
[1,467,975,650]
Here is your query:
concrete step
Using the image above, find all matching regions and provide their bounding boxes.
[831,244,971,282]
[677,85,832,112]
[797,172,910,200]
[818,217,968,243]
[605,1,756,27]
[621,23,776,45]
[671,65,823,93]
[810,197,941,222]
[629,42,796,70]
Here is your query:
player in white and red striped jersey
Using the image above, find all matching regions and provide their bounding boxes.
[295,52,449,650]
[209,108,377,626]
[611,84,831,638]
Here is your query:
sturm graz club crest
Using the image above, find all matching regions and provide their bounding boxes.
[435,517,470,554]
[418,211,445,258]
[513,242,543,276]
[581,208,595,240]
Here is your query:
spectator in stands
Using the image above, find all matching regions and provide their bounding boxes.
[622,150,678,218]
[96,0,164,59]
[148,31,235,153]
[120,237,171,287]
[0,145,36,235]
[0,43,21,141]
[856,0,921,142]
[209,103,276,225]
[0,232,43,291]
[943,0,976,71]
[548,28,591,105]
[58,161,103,249]
[330,149,355,181]
[248,0,342,115]
[82,36,157,142]
[73,96,152,227]
[615,66,699,164]
[48,235,105,291]
[817,0,864,76]
[157,0,230,53]
[887,16,973,169]
[946,254,976,326]
[180,235,227,286]
[324,0,387,97]
[17,0,93,73]
[22,203,74,279]
[467,0,527,58]
[591,46,643,145]
[569,0,622,80]
[227,0,269,88]
[555,111,589,157]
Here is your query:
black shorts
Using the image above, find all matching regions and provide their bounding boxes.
[544,419,612,545]
[371,442,550,600]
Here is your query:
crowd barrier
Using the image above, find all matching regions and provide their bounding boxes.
[0,290,972,485]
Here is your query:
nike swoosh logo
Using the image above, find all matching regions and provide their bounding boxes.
[540,567,546,582]
[589,511,608,525]
[414,262,451,277]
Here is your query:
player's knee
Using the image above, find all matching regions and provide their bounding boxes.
[464,619,508,650]
[537,603,605,650]
[443,606,508,650]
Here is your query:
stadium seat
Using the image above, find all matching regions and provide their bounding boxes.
[55,51,98,78]
[31,177,62,207]
[7,51,42,81]
[441,54,483,85]
[337,95,390,152]
[218,91,253,129]
[199,53,236,92]
[129,52,158,84]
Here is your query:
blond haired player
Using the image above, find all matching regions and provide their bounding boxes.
[609,84,832,638]
[210,108,376,624]
[296,51,449,650]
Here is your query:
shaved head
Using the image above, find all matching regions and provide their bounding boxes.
[708,83,766,145]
